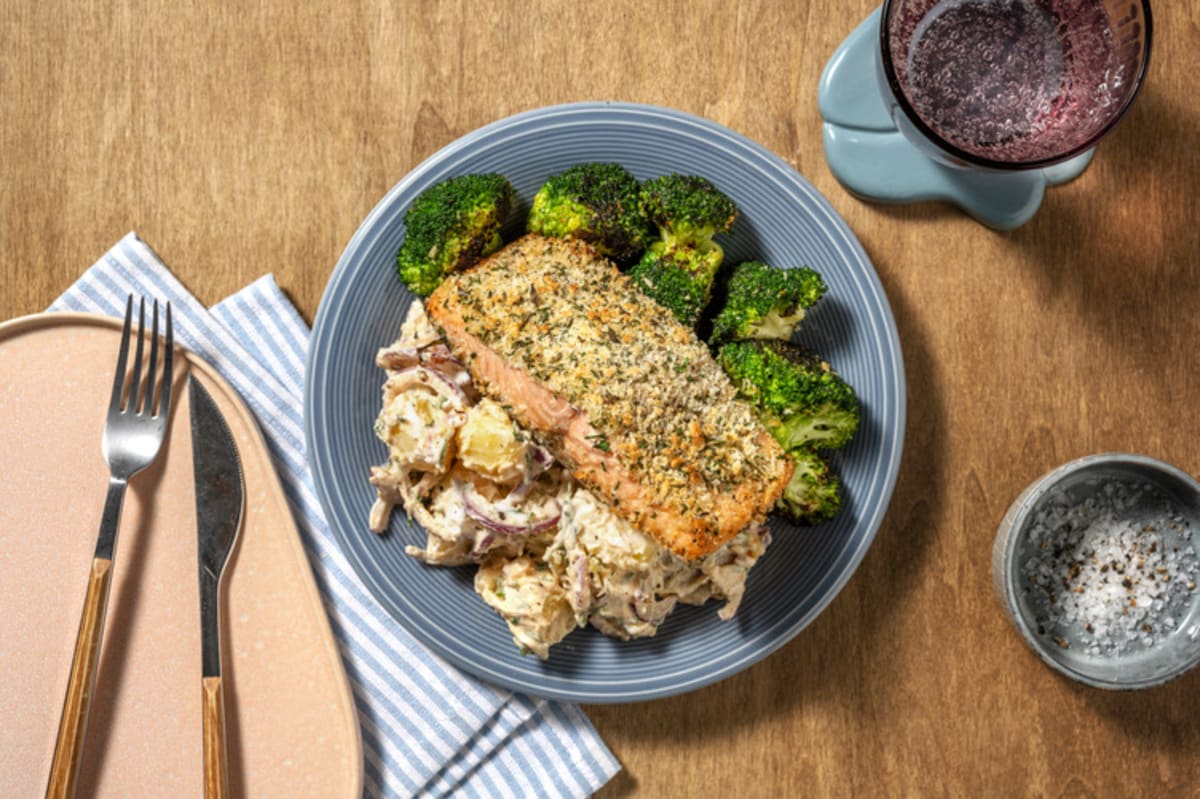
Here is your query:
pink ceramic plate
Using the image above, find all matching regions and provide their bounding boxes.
[0,313,362,797]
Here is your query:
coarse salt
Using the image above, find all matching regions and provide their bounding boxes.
[1021,478,1199,657]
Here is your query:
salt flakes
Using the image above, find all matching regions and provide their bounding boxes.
[1021,478,1199,657]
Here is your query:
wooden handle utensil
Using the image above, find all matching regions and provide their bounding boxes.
[202,675,230,798]
[46,557,113,799]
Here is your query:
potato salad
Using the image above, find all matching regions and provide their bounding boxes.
[369,302,771,658]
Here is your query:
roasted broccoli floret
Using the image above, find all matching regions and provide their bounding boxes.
[526,162,651,263]
[777,449,843,525]
[396,173,514,296]
[629,174,739,327]
[710,261,828,344]
[639,174,738,257]
[627,246,718,327]
[718,338,857,524]
[717,339,859,452]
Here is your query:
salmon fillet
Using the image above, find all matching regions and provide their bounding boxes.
[426,233,792,560]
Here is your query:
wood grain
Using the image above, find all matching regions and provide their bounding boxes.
[3,1,1198,796]
[202,676,229,799]
[46,557,113,799]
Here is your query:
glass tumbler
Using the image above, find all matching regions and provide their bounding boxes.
[878,0,1152,171]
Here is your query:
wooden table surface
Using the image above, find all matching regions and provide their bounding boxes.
[4,2,1198,796]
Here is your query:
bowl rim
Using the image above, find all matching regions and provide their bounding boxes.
[995,451,1200,690]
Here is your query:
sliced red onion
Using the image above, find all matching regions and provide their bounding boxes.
[506,443,557,503]
[458,481,561,536]
[421,367,470,405]
[379,339,467,378]
[531,443,554,470]
[471,532,495,556]
[422,343,459,372]
[376,345,422,370]
[387,366,468,409]
[419,343,476,396]
[572,554,591,612]
[506,477,535,504]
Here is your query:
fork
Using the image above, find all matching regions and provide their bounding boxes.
[46,296,174,799]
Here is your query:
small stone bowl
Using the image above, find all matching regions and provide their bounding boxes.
[993,453,1200,689]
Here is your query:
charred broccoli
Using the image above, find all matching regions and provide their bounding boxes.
[717,339,859,452]
[718,339,857,525]
[396,173,515,296]
[627,247,716,327]
[777,449,843,525]
[639,173,738,256]
[710,261,827,344]
[526,162,651,263]
[628,174,738,327]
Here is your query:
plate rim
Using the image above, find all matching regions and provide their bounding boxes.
[1,310,365,795]
[306,100,907,702]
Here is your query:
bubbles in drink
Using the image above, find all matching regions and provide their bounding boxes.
[888,0,1126,164]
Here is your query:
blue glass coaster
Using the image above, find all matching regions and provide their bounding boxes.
[818,7,1094,231]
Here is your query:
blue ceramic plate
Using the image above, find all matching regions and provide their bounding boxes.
[306,102,905,703]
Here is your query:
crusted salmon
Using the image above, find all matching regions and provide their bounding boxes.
[426,233,792,560]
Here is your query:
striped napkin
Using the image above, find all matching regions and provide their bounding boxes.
[50,233,620,799]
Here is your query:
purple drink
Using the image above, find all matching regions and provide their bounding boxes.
[882,0,1150,166]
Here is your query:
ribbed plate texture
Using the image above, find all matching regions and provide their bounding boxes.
[306,102,906,702]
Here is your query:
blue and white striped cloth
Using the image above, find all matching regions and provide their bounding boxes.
[51,233,620,799]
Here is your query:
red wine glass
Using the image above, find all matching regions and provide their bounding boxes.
[878,0,1152,171]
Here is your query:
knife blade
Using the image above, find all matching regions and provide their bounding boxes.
[189,376,244,799]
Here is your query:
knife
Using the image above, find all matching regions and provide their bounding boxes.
[189,376,245,799]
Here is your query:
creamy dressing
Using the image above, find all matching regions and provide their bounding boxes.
[370,301,772,658]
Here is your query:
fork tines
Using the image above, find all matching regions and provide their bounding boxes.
[111,295,174,418]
